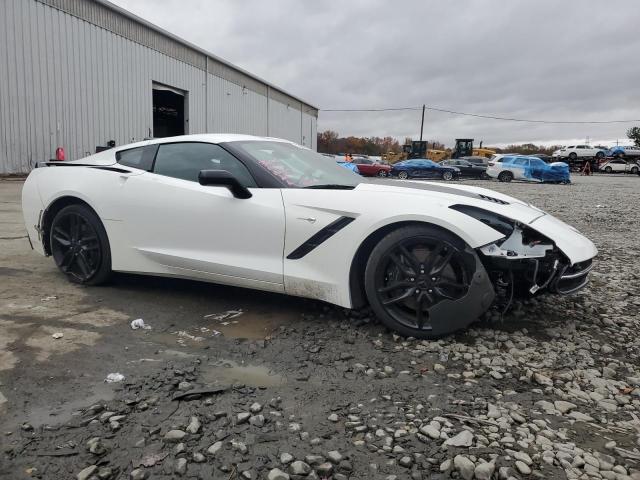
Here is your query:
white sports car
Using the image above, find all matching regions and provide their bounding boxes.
[22,134,597,338]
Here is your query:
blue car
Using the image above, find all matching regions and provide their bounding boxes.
[390,159,460,181]
[337,161,360,174]
[487,155,570,183]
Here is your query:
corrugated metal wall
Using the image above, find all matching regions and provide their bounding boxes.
[0,0,318,174]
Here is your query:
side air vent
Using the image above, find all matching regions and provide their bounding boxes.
[287,216,355,260]
[478,194,509,205]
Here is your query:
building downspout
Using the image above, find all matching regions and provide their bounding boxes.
[205,56,209,132]
[266,86,270,136]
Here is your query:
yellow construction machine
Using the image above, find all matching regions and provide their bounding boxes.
[382,139,495,164]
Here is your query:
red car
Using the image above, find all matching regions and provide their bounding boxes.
[352,157,391,177]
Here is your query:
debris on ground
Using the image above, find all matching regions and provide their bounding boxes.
[130,318,151,330]
[51,332,63,339]
[104,373,125,383]
[203,309,244,322]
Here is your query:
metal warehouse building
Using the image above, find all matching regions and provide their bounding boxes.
[0,0,318,174]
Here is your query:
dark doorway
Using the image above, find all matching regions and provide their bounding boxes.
[153,85,186,138]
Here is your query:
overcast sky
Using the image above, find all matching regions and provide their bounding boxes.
[112,0,639,147]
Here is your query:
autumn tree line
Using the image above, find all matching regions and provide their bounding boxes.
[318,128,640,156]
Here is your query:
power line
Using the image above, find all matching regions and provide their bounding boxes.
[321,105,640,124]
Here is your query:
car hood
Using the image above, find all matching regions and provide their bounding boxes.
[357,180,542,220]
[354,180,596,263]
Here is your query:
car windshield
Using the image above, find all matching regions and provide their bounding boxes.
[230,141,361,188]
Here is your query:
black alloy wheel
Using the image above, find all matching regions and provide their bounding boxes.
[50,204,112,284]
[365,226,473,338]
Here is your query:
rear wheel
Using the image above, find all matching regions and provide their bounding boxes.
[631,166,639,174]
[595,151,604,159]
[569,152,578,160]
[50,204,112,285]
[364,225,475,338]
[441,171,454,181]
[498,171,513,182]
[397,171,409,180]
[377,169,388,177]
[604,166,612,173]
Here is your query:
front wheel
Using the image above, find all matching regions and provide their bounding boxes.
[569,152,578,160]
[604,166,612,173]
[498,171,513,182]
[595,152,604,159]
[397,171,409,180]
[377,169,388,177]
[364,225,478,338]
[441,171,454,181]
[50,204,112,285]
[631,166,639,174]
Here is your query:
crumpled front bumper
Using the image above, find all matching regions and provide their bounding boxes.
[549,258,594,295]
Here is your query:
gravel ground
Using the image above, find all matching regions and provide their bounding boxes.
[1,175,639,480]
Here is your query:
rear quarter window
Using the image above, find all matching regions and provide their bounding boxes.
[116,146,154,170]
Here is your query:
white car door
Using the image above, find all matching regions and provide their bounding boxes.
[119,141,286,291]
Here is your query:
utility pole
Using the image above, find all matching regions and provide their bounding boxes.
[419,104,425,144]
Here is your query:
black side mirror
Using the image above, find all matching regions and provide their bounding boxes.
[198,170,252,199]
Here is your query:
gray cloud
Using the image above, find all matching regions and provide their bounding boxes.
[112,0,640,147]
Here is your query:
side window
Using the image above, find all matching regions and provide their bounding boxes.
[153,142,257,187]
[116,147,153,170]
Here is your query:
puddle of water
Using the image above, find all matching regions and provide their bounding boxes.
[201,359,285,387]
[24,382,116,427]
[210,310,296,340]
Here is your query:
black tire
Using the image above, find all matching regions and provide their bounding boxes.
[397,171,409,180]
[441,170,454,181]
[595,151,604,159]
[498,171,513,182]
[50,204,112,285]
[377,169,388,177]
[568,152,578,160]
[604,166,612,173]
[616,152,626,159]
[364,225,476,338]
[631,166,639,175]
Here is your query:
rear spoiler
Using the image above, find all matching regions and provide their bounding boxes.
[35,161,131,174]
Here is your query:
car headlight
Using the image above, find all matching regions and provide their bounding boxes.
[449,205,514,237]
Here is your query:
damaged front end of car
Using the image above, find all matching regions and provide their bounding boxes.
[450,205,595,311]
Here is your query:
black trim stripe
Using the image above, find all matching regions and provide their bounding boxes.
[287,216,355,260]
[45,162,132,174]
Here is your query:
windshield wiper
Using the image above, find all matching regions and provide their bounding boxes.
[303,184,356,190]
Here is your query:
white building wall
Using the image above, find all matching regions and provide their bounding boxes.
[0,0,317,174]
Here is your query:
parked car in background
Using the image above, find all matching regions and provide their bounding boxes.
[322,153,361,174]
[337,160,360,174]
[390,159,460,180]
[599,158,639,174]
[486,156,570,183]
[441,159,488,178]
[607,145,640,159]
[351,157,392,177]
[552,145,607,160]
